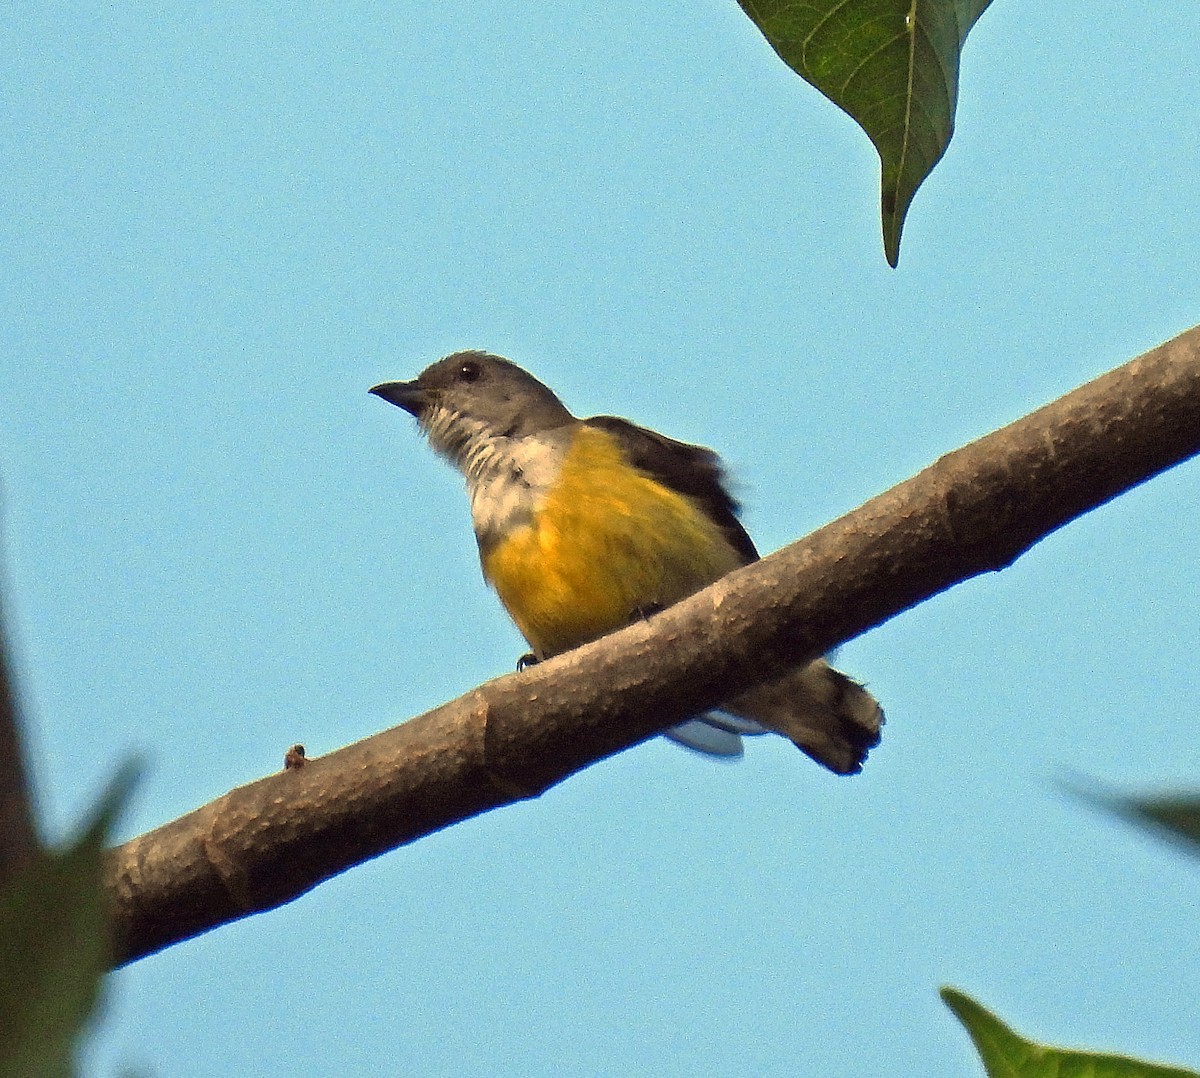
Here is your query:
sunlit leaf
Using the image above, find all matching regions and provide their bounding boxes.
[942,987,1200,1078]
[734,0,992,265]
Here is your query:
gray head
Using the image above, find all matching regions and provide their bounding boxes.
[370,351,575,472]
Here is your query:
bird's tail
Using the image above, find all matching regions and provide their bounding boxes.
[725,658,884,774]
[664,659,884,773]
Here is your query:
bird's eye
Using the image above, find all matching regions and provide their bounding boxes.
[457,360,482,383]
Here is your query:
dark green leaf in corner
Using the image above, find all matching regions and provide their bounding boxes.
[0,762,139,1078]
[942,987,1200,1078]
[735,0,993,266]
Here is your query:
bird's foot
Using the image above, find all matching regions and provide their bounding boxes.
[630,601,665,623]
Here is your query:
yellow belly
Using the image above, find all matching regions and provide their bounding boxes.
[480,426,744,657]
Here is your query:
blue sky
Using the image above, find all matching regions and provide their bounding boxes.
[2,3,1199,1075]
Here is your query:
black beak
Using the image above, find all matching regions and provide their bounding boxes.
[369,380,427,418]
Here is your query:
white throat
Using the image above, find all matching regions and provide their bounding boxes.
[421,404,567,545]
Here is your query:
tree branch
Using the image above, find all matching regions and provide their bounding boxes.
[105,323,1200,965]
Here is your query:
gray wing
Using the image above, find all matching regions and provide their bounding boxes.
[583,414,758,565]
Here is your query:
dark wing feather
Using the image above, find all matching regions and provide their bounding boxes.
[584,415,758,565]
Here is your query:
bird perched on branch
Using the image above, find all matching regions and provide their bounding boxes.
[371,351,882,773]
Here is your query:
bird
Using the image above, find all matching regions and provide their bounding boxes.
[370,351,882,773]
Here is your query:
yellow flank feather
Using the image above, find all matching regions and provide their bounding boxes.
[480,425,744,657]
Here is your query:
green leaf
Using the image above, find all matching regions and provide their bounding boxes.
[0,762,139,1078]
[1116,793,1200,854]
[1062,776,1200,858]
[734,0,993,266]
[942,988,1200,1078]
